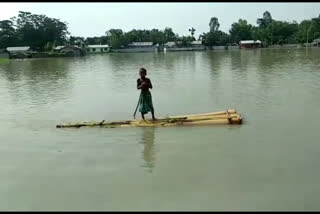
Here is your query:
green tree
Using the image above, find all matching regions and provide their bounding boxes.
[44,41,53,52]
[0,20,17,48]
[105,29,124,48]
[209,17,220,32]
[149,29,166,44]
[257,11,273,28]
[10,11,69,50]
[68,36,85,46]
[202,17,229,46]
[229,19,253,43]
[164,27,177,42]
[176,36,194,47]
[269,21,299,45]
[202,30,229,46]
[85,36,104,45]
[255,11,275,46]
[296,20,316,43]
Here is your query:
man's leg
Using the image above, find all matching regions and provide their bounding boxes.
[151,108,156,120]
[141,113,145,120]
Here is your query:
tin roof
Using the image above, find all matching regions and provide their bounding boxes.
[54,45,82,50]
[164,41,182,46]
[6,46,31,52]
[87,45,109,48]
[164,42,176,47]
[54,46,65,50]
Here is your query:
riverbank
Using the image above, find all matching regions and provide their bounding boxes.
[9,51,85,59]
[6,44,320,59]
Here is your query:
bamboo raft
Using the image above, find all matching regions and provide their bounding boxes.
[56,109,242,128]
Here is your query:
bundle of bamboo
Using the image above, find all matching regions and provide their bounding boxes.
[56,109,242,128]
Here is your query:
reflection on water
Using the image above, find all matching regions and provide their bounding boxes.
[139,127,156,172]
[0,58,73,107]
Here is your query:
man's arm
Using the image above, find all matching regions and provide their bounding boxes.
[137,79,141,89]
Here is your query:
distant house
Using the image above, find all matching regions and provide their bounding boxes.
[112,42,156,53]
[0,49,9,59]
[163,40,205,52]
[6,46,32,59]
[53,46,66,52]
[86,45,110,53]
[128,42,154,48]
[6,46,32,54]
[164,41,184,48]
[55,45,84,57]
[312,38,320,46]
[191,40,205,50]
[239,40,262,49]
[164,41,178,48]
[165,40,204,49]
[191,40,203,47]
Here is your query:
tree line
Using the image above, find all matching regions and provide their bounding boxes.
[1,10,320,50]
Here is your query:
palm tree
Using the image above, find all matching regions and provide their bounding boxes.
[188,27,196,40]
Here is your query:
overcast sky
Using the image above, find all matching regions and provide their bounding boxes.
[1,3,320,38]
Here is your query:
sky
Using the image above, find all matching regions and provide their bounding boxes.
[1,3,320,39]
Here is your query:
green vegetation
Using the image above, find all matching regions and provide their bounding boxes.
[0,11,69,50]
[1,10,320,50]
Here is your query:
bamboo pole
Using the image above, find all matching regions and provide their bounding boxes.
[56,109,242,128]
[170,109,236,118]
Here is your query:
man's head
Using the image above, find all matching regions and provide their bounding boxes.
[139,67,147,78]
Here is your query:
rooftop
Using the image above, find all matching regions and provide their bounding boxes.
[164,41,176,47]
[87,45,109,48]
[6,46,31,52]
[54,46,65,50]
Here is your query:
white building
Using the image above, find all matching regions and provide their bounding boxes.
[128,42,154,48]
[86,45,110,53]
[191,40,203,46]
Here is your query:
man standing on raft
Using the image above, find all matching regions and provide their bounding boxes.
[137,68,156,121]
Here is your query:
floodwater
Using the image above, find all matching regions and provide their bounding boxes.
[0,48,320,211]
